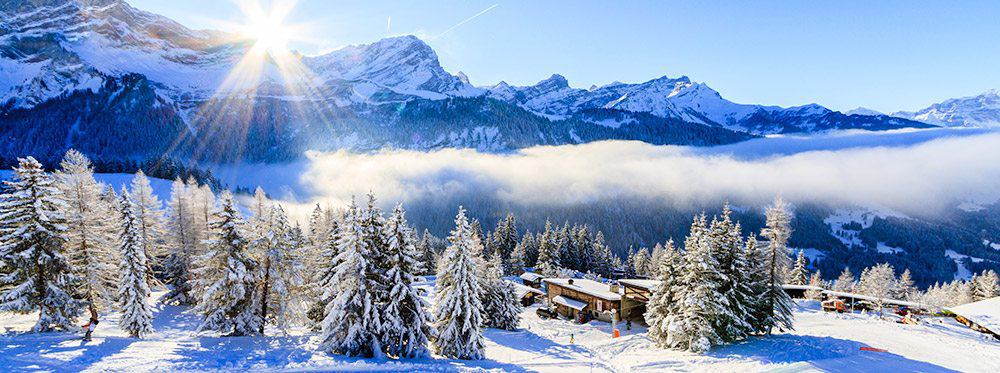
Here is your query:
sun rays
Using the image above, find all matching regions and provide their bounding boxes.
[169,0,340,164]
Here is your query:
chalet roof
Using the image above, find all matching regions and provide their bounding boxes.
[520,272,545,282]
[552,295,587,311]
[619,279,660,291]
[781,284,826,291]
[948,296,1000,336]
[544,278,621,301]
[508,281,544,299]
[822,290,929,308]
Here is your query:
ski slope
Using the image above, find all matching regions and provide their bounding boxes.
[2,288,998,372]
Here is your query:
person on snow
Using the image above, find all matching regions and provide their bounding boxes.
[82,317,99,341]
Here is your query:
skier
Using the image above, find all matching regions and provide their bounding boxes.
[82,317,100,341]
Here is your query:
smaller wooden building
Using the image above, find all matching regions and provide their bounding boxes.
[619,279,660,322]
[948,296,1000,340]
[510,281,545,306]
[520,272,545,289]
[543,278,621,322]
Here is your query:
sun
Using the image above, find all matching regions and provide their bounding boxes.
[238,1,297,57]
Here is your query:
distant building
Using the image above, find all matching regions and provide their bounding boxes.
[519,272,545,289]
[509,281,545,307]
[543,278,622,322]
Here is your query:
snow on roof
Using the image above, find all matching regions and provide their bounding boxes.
[781,284,826,291]
[822,290,929,308]
[508,281,544,299]
[619,279,660,291]
[948,296,1000,335]
[520,272,544,282]
[544,278,621,301]
[552,295,587,311]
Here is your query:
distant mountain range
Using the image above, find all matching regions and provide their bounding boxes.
[891,90,1000,128]
[0,0,989,165]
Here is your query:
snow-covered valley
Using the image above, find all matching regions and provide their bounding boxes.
[2,290,997,372]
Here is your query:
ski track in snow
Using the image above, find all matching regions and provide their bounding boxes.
[2,290,999,372]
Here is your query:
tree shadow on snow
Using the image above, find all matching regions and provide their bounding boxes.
[0,332,136,372]
[710,334,960,372]
[169,334,316,370]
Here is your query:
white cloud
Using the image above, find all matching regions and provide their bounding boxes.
[278,129,1000,218]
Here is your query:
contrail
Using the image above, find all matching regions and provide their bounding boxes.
[435,3,499,39]
[386,16,392,36]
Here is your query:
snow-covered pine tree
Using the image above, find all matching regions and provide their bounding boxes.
[788,250,809,286]
[645,239,683,347]
[491,213,519,275]
[248,187,271,230]
[163,178,197,305]
[972,270,1000,301]
[115,189,154,338]
[193,192,261,336]
[415,229,438,276]
[649,243,665,277]
[508,240,527,276]
[858,263,896,317]
[433,207,486,360]
[518,232,539,269]
[0,157,83,332]
[665,214,725,353]
[130,171,168,286]
[481,252,521,331]
[319,199,384,357]
[761,197,793,283]
[572,225,593,273]
[255,205,305,334]
[632,247,652,278]
[894,268,917,301]
[590,231,614,278]
[381,204,433,358]
[833,267,855,293]
[54,150,118,318]
[534,221,561,276]
[709,206,753,342]
[754,199,795,335]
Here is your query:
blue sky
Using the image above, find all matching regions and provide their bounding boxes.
[130,0,999,113]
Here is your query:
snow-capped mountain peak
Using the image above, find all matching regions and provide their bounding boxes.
[844,107,885,116]
[892,89,1000,128]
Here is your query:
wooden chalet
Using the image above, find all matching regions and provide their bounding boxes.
[543,278,621,322]
[510,281,545,306]
[948,296,1000,340]
[519,272,545,289]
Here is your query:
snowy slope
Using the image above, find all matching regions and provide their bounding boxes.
[2,290,999,372]
[893,90,1000,128]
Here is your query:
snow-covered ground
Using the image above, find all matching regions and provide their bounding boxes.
[3,292,998,372]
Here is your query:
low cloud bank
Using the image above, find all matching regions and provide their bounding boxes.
[289,129,1000,217]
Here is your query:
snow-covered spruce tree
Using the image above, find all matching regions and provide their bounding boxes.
[187,179,216,302]
[754,199,795,335]
[858,263,896,317]
[0,157,83,332]
[508,239,527,276]
[254,205,305,334]
[590,231,614,278]
[193,192,261,336]
[971,270,999,301]
[534,221,561,276]
[833,267,855,293]
[319,200,385,358]
[788,250,809,286]
[632,247,652,278]
[481,252,521,331]
[709,206,754,342]
[492,213,519,275]
[307,219,342,327]
[115,189,154,338]
[130,171,168,286]
[894,268,917,301]
[518,232,539,269]
[163,178,197,305]
[433,207,486,360]
[645,240,683,347]
[665,214,725,353]
[247,187,271,231]
[54,149,119,318]
[382,204,433,358]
